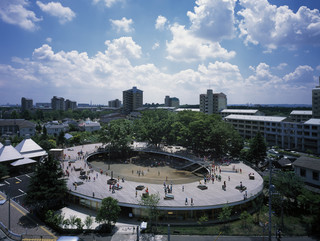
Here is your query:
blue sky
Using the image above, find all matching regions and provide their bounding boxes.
[0,0,320,106]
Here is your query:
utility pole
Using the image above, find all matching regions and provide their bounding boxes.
[268,158,272,241]
[8,190,11,231]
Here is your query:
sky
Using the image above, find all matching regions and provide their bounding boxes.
[0,0,320,106]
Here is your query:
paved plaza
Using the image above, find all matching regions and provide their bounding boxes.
[63,143,264,210]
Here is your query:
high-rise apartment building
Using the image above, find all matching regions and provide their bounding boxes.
[21,97,33,111]
[200,89,227,114]
[123,86,143,114]
[312,77,320,118]
[51,96,65,111]
[108,99,121,108]
[164,96,180,108]
[65,99,77,110]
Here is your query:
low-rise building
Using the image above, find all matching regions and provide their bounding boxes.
[0,119,36,137]
[289,110,312,122]
[220,109,264,118]
[79,119,101,132]
[224,115,320,154]
[293,156,320,192]
[100,113,126,124]
[45,122,69,136]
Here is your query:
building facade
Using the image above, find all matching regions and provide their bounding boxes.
[65,99,77,110]
[164,96,180,108]
[312,77,320,118]
[293,156,320,191]
[0,119,36,137]
[108,99,121,108]
[200,89,227,114]
[123,86,143,114]
[220,109,264,118]
[289,110,312,123]
[21,97,33,111]
[51,96,65,111]
[224,115,320,154]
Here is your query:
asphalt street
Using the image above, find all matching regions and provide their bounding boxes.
[0,174,32,208]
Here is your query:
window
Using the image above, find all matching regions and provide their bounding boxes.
[313,171,319,181]
[300,168,306,177]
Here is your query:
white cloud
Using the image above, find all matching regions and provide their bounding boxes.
[93,0,124,8]
[152,42,160,50]
[104,37,141,59]
[166,24,236,63]
[238,0,320,51]
[283,65,314,83]
[273,63,288,70]
[0,0,42,31]
[46,37,52,43]
[110,17,134,33]
[187,0,236,41]
[0,38,315,105]
[36,1,75,24]
[155,15,167,30]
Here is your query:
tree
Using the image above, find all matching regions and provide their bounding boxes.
[272,171,304,228]
[247,132,267,166]
[240,211,252,228]
[96,197,121,228]
[99,119,133,156]
[84,216,94,230]
[42,126,48,139]
[139,193,160,227]
[134,110,175,147]
[69,215,77,229]
[218,205,232,229]
[25,155,67,211]
[56,131,65,147]
[0,164,8,179]
[197,214,209,225]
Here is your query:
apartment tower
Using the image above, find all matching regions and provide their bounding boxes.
[312,77,320,118]
[200,89,227,114]
[123,86,143,114]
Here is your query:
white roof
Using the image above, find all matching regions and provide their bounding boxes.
[175,108,200,112]
[15,137,43,153]
[0,144,23,163]
[22,150,47,159]
[225,114,286,122]
[221,109,258,114]
[11,158,37,166]
[290,110,312,115]
[15,137,47,159]
[304,118,320,125]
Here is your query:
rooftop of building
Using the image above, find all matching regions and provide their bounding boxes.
[124,86,143,93]
[290,110,313,115]
[0,119,35,128]
[304,118,320,125]
[224,114,287,122]
[293,156,320,172]
[221,109,259,114]
[0,140,23,163]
